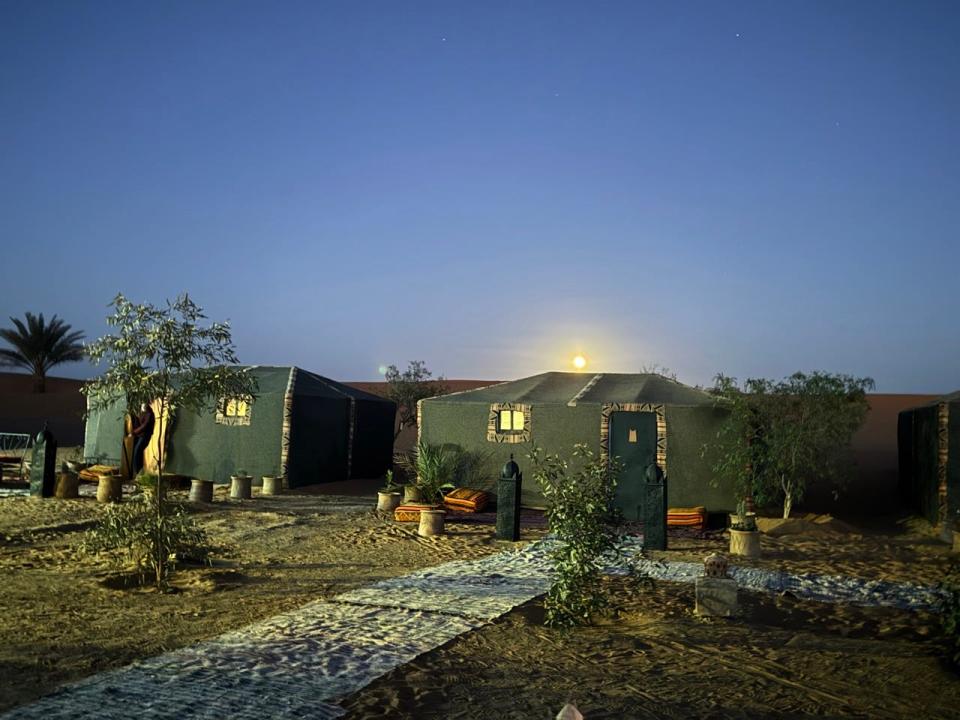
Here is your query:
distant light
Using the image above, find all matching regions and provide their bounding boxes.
[378,365,388,376]
[572,355,587,370]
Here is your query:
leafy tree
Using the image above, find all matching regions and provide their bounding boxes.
[528,443,624,628]
[384,361,448,439]
[707,371,874,518]
[82,293,258,587]
[0,312,85,393]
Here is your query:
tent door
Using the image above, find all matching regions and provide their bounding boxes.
[609,411,658,521]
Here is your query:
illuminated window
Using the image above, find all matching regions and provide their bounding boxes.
[216,397,252,426]
[498,410,525,432]
[488,403,531,444]
[629,428,638,443]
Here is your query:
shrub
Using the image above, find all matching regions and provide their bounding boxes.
[82,496,210,589]
[529,443,625,628]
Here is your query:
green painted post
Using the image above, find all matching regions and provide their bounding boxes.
[496,454,522,541]
[643,463,667,551]
[29,425,58,498]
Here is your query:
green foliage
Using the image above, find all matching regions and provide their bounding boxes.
[706,371,874,519]
[384,361,448,439]
[381,469,398,492]
[730,499,757,531]
[529,443,624,628]
[395,440,458,503]
[0,312,85,393]
[940,561,960,668]
[83,293,257,586]
[82,496,210,589]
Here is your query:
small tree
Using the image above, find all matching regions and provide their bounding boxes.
[82,293,258,587]
[529,443,624,628]
[708,371,873,518]
[384,361,448,439]
[0,312,85,393]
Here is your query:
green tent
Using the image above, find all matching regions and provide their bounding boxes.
[83,366,395,487]
[419,371,734,513]
[898,391,960,527]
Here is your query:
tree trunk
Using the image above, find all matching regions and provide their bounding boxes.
[783,494,792,519]
[33,373,45,394]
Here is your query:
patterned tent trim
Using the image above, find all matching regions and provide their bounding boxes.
[600,403,667,475]
[486,402,532,444]
[938,402,949,524]
[279,367,298,488]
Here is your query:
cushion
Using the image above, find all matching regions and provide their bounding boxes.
[394,504,436,522]
[668,506,707,528]
[79,464,119,483]
[443,487,491,513]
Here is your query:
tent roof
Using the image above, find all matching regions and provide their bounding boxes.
[423,372,718,407]
[904,389,960,410]
[238,366,394,404]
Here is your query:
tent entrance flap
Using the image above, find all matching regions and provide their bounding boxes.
[609,411,657,521]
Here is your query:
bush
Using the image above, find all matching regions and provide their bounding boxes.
[529,443,625,628]
[82,496,210,588]
[940,561,960,668]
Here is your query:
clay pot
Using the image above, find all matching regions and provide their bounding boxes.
[261,476,282,496]
[189,479,213,503]
[418,508,445,537]
[54,471,80,499]
[377,491,402,513]
[729,528,761,558]
[230,475,252,500]
[96,474,123,503]
[403,485,423,503]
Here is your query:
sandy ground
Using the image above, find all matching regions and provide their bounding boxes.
[0,484,544,714]
[340,575,959,719]
[2,478,958,718]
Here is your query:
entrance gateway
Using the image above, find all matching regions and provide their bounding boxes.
[608,411,658,521]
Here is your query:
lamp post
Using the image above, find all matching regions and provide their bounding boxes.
[496,454,522,541]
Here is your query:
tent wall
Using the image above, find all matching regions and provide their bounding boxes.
[906,404,941,524]
[83,398,127,465]
[287,396,350,487]
[419,400,735,511]
[165,395,284,484]
[350,398,396,479]
[949,402,960,526]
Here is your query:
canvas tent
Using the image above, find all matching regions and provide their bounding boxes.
[418,371,734,513]
[898,391,960,527]
[84,366,395,487]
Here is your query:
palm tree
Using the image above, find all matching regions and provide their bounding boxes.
[0,313,85,393]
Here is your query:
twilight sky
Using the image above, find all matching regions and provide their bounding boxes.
[1,1,958,392]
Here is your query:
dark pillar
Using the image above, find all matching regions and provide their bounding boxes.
[29,425,58,498]
[643,463,667,551]
[496,454,522,541]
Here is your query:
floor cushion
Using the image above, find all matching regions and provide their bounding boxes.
[667,506,707,528]
[394,504,438,522]
[443,487,491,513]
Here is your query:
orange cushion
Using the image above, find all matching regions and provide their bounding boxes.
[394,504,436,522]
[443,487,490,513]
[667,506,707,528]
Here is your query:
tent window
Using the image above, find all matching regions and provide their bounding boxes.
[216,397,252,426]
[498,410,525,432]
[487,403,531,444]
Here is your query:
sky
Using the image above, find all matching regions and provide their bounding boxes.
[1,0,958,392]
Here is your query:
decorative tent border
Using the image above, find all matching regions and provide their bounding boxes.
[938,402,949,525]
[346,397,356,479]
[600,403,667,475]
[279,367,298,489]
[487,402,532,444]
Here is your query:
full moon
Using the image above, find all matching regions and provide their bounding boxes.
[572,355,587,370]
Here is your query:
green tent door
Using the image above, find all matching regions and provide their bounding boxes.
[609,411,658,521]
